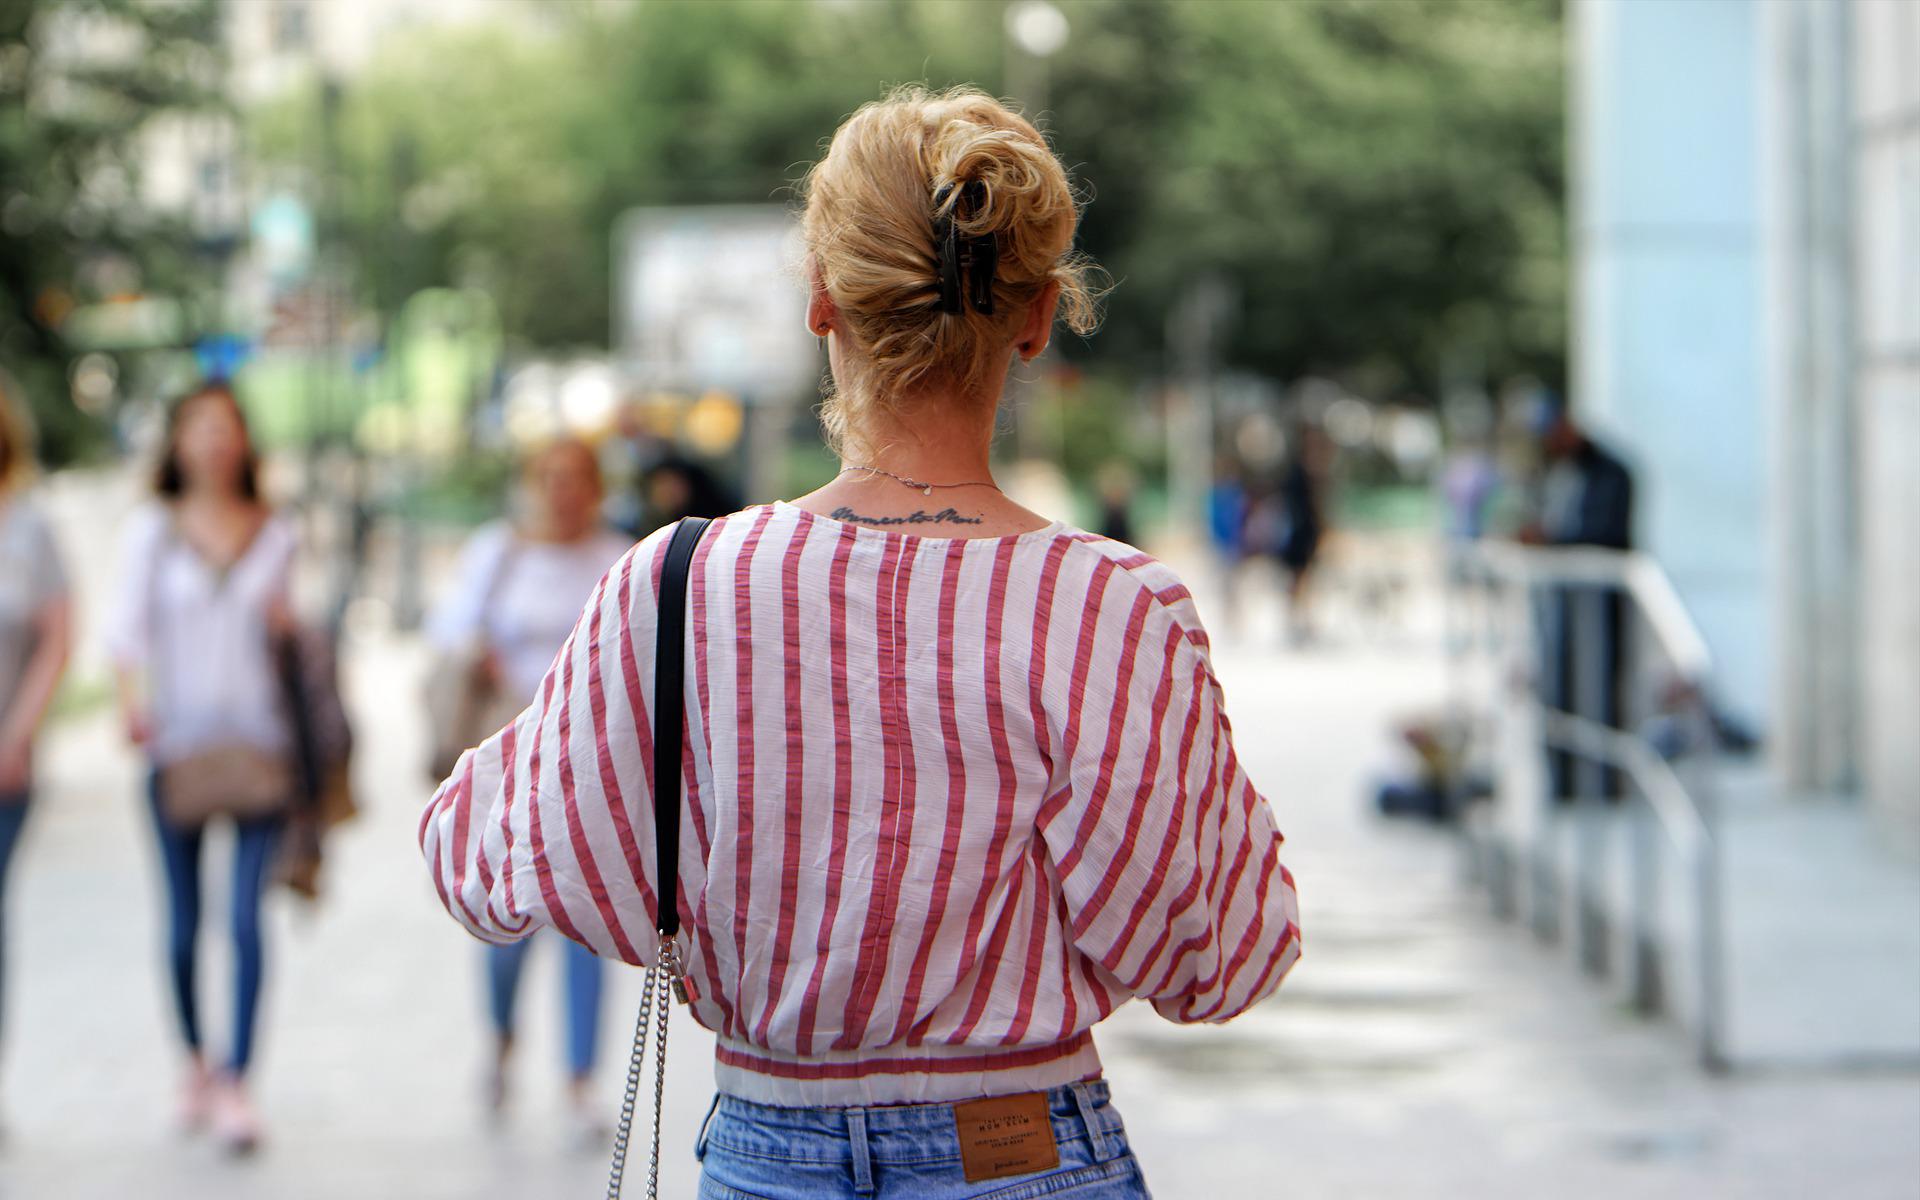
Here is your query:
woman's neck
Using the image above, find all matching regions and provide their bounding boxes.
[523,515,597,544]
[843,405,996,486]
[177,482,250,509]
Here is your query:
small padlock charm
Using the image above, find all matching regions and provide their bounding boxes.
[659,932,691,1005]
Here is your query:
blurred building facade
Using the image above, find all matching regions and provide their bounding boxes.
[39,0,537,239]
[1572,0,1919,852]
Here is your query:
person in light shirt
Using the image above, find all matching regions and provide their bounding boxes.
[109,382,295,1154]
[427,437,633,1144]
[0,381,72,1114]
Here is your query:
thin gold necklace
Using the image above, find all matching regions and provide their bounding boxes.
[838,465,1001,497]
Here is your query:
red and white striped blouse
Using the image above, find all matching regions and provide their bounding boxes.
[420,501,1299,1106]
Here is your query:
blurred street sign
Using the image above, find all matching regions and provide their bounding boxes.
[613,205,817,401]
[252,193,314,286]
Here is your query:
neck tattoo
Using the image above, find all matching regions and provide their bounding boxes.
[830,505,984,528]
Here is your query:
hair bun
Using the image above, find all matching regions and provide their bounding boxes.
[801,86,1103,458]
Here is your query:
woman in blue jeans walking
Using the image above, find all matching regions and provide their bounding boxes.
[424,87,1301,1199]
[427,438,632,1142]
[110,383,298,1154]
[0,383,73,1109]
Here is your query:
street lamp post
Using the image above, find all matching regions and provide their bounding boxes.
[1167,276,1235,547]
[1004,1,1069,118]
[1003,1,1069,465]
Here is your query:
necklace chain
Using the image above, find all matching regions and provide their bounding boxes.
[838,465,1001,497]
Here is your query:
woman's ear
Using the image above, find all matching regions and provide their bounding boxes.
[1016,279,1062,361]
[806,260,837,337]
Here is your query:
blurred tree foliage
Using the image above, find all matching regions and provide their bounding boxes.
[251,0,1564,401]
[0,0,224,464]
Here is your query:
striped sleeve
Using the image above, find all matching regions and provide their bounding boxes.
[418,533,669,966]
[1038,592,1300,1025]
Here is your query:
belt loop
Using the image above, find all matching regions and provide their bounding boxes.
[847,1106,876,1195]
[694,1092,722,1162]
[1069,1082,1112,1161]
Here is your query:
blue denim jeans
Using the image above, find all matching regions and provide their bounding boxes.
[696,1080,1152,1199]
[146,771,284,1075]
[0,792,28,1042]
[484,932,604,1077]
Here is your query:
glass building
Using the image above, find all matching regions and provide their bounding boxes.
[1573,0,1919,855]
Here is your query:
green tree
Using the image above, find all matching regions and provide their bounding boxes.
[254,0,1003,353]
[250,0,1564,403]
[0,0,224,464]
[1051,0,1565,394]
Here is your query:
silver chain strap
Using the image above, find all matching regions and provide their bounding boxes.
[645,938,682,1198]
[606,933,683,1200]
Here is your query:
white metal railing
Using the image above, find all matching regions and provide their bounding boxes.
[1445,540,1727,1072]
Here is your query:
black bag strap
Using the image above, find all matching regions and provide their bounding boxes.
[651,516,710,940]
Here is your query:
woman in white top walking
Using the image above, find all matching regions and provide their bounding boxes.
[0,383,72,1101]
[109,383,296,1154]
[427,438,633,1140]
[423,86,1299,1197]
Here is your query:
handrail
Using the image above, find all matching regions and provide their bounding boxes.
[1456,539,1718,858]
[1468,542,1714,681]
[1536,707,1710,857]
[1624,556,1713,680]
[1446,537,1726,1071]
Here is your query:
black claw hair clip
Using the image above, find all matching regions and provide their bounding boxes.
[932,180,998,316]
[933,183,964,314]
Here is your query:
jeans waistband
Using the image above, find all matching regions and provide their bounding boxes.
[695,1079,1119,1193]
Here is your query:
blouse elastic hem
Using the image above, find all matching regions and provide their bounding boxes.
[711,1031,1103,1107]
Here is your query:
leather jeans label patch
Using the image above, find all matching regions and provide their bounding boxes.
[953,1092,1060,1182]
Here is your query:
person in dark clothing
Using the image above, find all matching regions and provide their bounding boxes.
[1536,414,1632,554]
[1526,406,1635,802]
[1094,463,1137,546]
[1273,424,1330,645]
[638,453,739,535]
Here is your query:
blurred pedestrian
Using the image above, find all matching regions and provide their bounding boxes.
[1093,461,1137,545]
[599,401,656,536]
[1528,404,1631,552]
[0,383,73,1096]
[424,437,632,1142]
[638,451,737,535]
[1273,423,1330,645]
[1206,454,1251,634]
[107,382,296,1153]
[1440,436,1500,543]
[1522,399,1634,800]
[598,402,740,538]
[423,85,1299,1198]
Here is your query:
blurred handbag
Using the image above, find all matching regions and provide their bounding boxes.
[425,646,523,781]
[425,535,522,781]
[159,745,293,827]
[275,623,357,899]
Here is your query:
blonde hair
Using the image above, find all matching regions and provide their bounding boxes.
[0,373,37,496]
[800,86,1102,457]
[523,435,604,496]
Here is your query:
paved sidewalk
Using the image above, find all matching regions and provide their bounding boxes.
[0,509,1915,1196]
